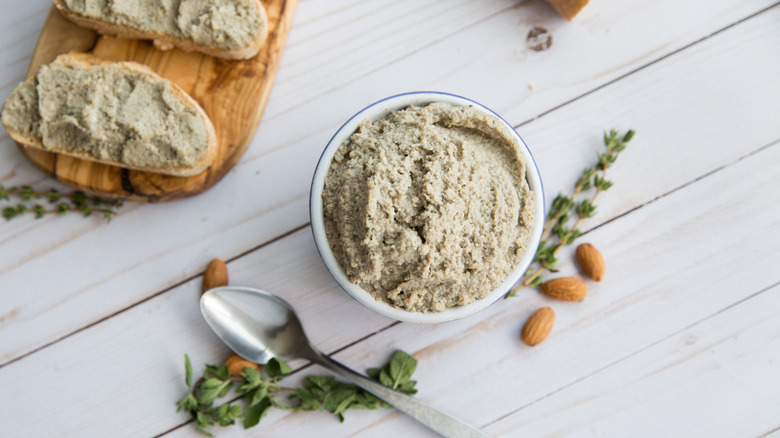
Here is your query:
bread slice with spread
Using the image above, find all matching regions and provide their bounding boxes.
[1,52,217,177]
[53,0,269,60]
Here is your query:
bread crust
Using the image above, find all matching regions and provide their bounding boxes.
[53,0,269,60]
[4,53,217,177]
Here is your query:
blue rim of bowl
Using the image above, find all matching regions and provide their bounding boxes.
[309,91,545,323]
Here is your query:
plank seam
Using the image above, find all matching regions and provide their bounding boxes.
[480,279,780,429]
[582,138,780,237]
[514,1,780,129]
[268,2,521,120]
[0,222,310,369]
[2,0,777,383]
[760,425,780,438]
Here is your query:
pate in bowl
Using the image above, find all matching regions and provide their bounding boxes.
[310,92,544,323]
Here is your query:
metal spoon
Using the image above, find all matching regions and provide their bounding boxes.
[200,286,491,438]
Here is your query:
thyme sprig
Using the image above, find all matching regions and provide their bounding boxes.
[178,351,418,436]
[506,128,635,297]
[0,184,122,222]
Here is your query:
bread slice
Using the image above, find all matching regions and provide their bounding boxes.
[545,0,590,20]
[53,0,269,60]
[1,52,217,177]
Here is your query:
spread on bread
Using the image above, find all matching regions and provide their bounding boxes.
[1,53,216,176]
[55,0,269,60]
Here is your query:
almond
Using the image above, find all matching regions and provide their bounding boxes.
[540,277,587,301]
[521,307,555,346]
[203,258,228,292]
[225,354,260,376]
[576,243,605,281]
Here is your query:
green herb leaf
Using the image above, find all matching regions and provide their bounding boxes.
[0,185,122,222]
[265,358,292,378]
[250,387,269,407]
[512,128,635,295]
[388,351,417,389]
[179,350,421,435]
[176,394,197,413]
[243,397,272,428]
[196,378,231,407]
[306,375,334,389]
[323,388,356,415]
[242,367,262,386]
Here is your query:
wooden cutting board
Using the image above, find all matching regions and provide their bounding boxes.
[18,0,297,202]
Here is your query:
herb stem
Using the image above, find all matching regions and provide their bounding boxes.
[0,184,122,222]
[540,186,583,242]
[505,129,634,298]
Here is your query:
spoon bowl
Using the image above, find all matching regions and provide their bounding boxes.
[200,286,491,438]
[201,286,313,364]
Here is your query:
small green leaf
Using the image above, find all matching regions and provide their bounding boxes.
[46,189,60,203]
[378,368,394,388]
[2,206,17,220]
[19,186,34,200]
[355,392,383,409]
[57,203,69,215]
[196,411,213,427]
[265,358,292,378]
[310,385,326,399]
[241,367,262,385]
[176,394,197,413]
[295,387,317,402]
[306,375,334,390]
[323,388,356,415]
[388,351,417,388]
[250,387,269,407]
[205,364,229,380]
[366,368,381,382]
[196,378,230,407]
[243,397,272,428]
[217,380,233,398]
[397,379,418,395]
[195,424,214,437]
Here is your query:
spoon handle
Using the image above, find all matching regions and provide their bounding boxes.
[310,350,492,438]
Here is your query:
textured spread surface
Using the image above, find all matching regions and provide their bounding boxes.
[323,103,535,312]
[62,0,263,50]
[2,56,209,170]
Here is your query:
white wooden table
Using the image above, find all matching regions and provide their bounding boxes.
[2,0,779,436]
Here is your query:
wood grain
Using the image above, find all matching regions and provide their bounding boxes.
[1,1,779,436]
[2,140,779,436]
[1,0,777,368]
[486,284,780,436]
[17,0,297,202]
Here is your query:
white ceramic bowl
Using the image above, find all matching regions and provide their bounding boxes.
[310,92,545,323]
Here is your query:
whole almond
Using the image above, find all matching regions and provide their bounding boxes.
[225,354,260,376]
[521,307,555,346]
[202,258,228,292]
[540,277,587,301]
[576,243,605,281]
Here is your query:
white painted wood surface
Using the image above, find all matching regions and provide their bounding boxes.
[1,0,779,436]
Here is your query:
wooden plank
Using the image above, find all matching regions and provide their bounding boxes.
[484,283,780,437]
[0,0,777,366]
[2,129,778,437]
[0,229,394,437]
[202,142,780,437]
